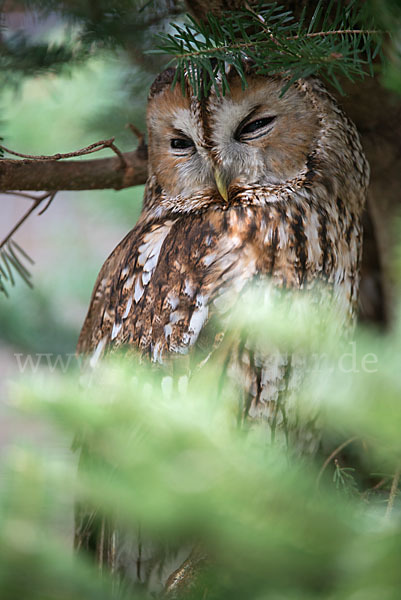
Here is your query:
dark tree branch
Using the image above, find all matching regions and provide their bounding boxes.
[0,146,148,192]
[0,192,56,249]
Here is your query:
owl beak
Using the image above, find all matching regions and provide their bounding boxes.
[214,168,229,202]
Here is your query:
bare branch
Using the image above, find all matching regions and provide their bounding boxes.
[37,193,57,215]
[128,123,146,149]
[316,436,358,488]
[0,145,148,192]
[0,138,124,161]
[385,465,401,520]
[0,192,55,248]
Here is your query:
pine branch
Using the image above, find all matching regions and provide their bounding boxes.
[291,29,380,41]
[0,240,35,297]
[171,30,380,59]
[154,1,385,96]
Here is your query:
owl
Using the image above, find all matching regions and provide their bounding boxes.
[75,65,369,590]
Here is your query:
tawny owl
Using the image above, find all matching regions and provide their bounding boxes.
[75,65,369,589]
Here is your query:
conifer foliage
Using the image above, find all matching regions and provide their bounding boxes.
[156,0,384,97]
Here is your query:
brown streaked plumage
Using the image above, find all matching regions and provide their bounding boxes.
[76,66,369,590]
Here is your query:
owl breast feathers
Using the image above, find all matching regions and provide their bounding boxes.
[78,66,369,426]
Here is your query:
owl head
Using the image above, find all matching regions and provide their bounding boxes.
[145,67,365,209]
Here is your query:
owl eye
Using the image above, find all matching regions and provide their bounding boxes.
[237,116,276,141]
[170,138,195,151]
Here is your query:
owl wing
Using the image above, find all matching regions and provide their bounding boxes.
[77,207,266,365]
[75,206,267,581]
[76,200,338,574]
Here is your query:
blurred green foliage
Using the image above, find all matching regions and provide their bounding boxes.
[0,0,178,85]
[2,287,401,599]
